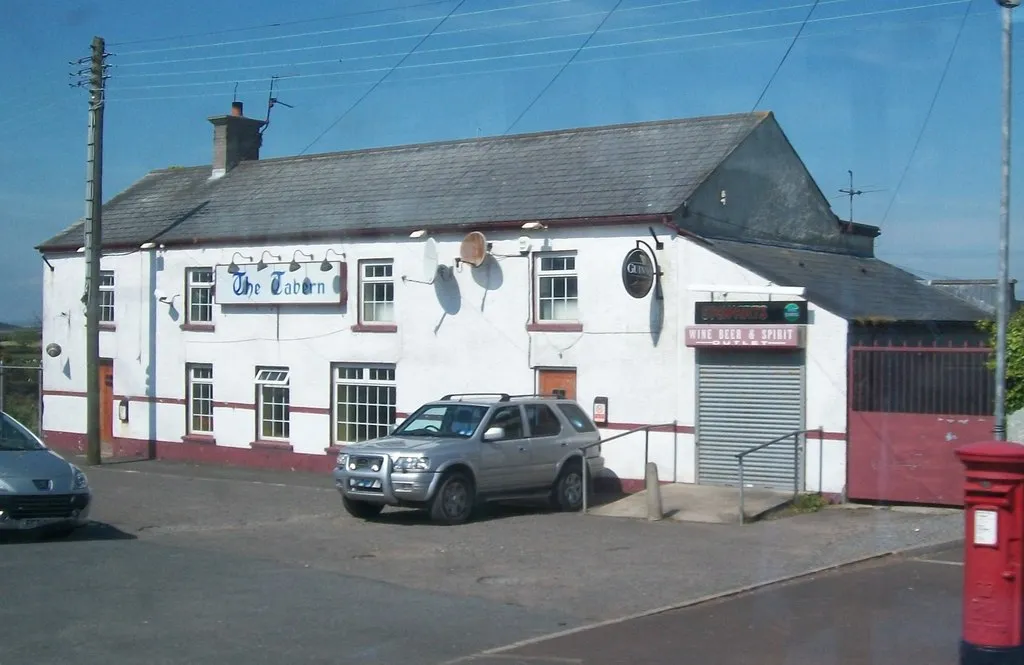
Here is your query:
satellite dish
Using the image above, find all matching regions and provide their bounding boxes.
[459,231,488,267]
[423,238,439,283]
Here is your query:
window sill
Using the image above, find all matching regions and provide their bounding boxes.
[352,324,398,333]
[182,434,217,445]
[99,323,117,332]
[527,322,584,333]
[250,440,293,452]
[181,323,215,333]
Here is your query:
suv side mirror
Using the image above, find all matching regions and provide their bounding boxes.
[483,426,505,442]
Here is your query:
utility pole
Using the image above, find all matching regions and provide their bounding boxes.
[994,2,1017,441]
[82,36,107,465]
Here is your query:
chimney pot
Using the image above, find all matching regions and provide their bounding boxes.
[231,101,243,117]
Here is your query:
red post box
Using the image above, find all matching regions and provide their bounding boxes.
[956,441,1024,665]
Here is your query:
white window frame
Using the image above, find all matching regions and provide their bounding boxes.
[359,259,395,324]
[333,364,397,444]
[535,253,579,322]
[255,367,290,440]
[186,364,214,435]
[99,270,115,323]
[185,267,215,324]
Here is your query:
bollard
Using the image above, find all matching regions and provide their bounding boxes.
[645,462,663,521]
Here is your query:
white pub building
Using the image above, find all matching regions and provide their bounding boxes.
[35,104,987,497]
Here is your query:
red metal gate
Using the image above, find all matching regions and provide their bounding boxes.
[846,345,994,506]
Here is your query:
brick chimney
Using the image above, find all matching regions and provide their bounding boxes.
[207,101,266,179]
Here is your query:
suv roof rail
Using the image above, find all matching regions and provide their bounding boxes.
[440,392,511,402]
[506,393,566,400]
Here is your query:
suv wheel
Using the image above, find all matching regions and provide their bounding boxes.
[552,459,586,512]
[429,470,476,525]
[342,496,385,520]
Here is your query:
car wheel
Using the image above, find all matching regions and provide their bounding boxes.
[429,470,476,525]
[342,496,385,520]
[552,459,587,512]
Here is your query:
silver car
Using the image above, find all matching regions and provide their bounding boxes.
[0,410,92,535]
[333,393,605,524]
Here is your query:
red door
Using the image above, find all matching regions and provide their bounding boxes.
[538,369,577,400]
[99,361,114,446]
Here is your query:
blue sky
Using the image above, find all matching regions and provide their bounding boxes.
[0,0,1019,324]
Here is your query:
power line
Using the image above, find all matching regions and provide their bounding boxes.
[296,0,470,157]
[750,0,820,111]
[108,0,455,48]
[108,1,972,93]
[103,12,969,105]
[114,0,834,79]
[879,0,975,227]
[114,0,572,57]
[226,0,470,220]
[507,0,626,133]
[115,0,705,68]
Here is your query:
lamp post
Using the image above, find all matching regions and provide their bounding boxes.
[995,0,1018,441]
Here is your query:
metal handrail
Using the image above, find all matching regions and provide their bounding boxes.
[579,421,677,514]
[737,427,823,524]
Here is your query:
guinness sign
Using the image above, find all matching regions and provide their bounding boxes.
[622,247,655,299]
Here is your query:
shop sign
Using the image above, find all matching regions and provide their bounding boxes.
[215,262,346,305]
[684,325,804,348]
[694,300,807,325]
[621,246,655,299]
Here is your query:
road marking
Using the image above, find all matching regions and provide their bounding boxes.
[446,654,583,664]
[916,558,963,567]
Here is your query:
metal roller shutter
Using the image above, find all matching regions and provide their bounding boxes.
[697,350,805,490]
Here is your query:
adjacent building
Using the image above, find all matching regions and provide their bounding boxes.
[35,104,991,501]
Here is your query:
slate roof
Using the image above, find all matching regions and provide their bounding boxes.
[705,238,990,322]
[37,112,768,251]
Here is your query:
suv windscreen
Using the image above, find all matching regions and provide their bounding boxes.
[393,404,488,438]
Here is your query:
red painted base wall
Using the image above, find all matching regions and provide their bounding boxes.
[44,431,337,474]
[42,430,647,493]
[846,412,993,506]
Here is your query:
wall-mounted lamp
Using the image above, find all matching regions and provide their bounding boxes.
[228,252,252,274]
[153,288,180,305]
[409,229,428,239]
[321,248,345,272]
[76,247,85,254]
[257,250,281,271]
[290,250,313,272]
[521,222,547,231]
[140,242,156,250]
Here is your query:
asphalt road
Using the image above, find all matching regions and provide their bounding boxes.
[459,549,965,665]
[0,460,967,665]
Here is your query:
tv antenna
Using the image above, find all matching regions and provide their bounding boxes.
[837,170,884,224]
[262,75,294,135]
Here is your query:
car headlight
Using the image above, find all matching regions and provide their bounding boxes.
[392,457,430,473]
[71,466,89,490]
[336,453,349,468]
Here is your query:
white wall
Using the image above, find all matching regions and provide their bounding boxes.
[40,224,849,492]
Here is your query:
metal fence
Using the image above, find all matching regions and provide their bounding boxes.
[0,360,43,434]
[850,346,995,416]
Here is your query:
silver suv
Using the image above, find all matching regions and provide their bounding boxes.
[332,393,605,524]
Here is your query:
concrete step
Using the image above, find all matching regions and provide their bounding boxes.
[587,483,794,524]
